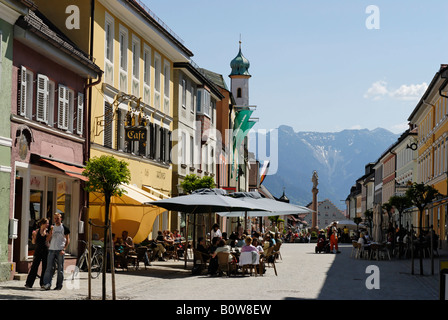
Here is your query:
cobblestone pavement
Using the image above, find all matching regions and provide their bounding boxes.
[0,243,446,301]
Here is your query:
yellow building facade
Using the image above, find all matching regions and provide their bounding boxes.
[34,0,194,240]
[408,66,448,245]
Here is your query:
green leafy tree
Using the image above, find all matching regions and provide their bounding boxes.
[82,155,131,299]
[382,202,393,228]
[363,209,373,237]
[405,182,439,234]
[388,194,412,230]
[405,182,439,275]
[180,174,216,194]
[353,216,363,232]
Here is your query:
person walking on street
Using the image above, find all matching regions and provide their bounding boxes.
[42,213,70,290]
[25,218,50,289]
[330,222,340,254]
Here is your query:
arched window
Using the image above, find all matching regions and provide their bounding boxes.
[237,87,242,98]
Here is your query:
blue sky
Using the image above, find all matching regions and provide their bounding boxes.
[143,0,448,134]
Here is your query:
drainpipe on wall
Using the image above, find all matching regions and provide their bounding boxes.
[80,0,100,232]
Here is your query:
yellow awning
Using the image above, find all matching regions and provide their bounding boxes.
[88,184,166,243]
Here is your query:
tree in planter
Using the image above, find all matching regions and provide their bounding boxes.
[404,182,440,275]
[180,174,216,194]
[363,209,373,238]
[387,194,412,231]
[82,155,131,300]
[353,216,363,232]
[179,174,216,249]
[382,202,393,231]
[387,194,412,258]
[405,182,439,235]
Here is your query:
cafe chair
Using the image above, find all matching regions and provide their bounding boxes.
[351,241,358,258]
[379,243,391,260]
[164,244,179,261]
[264,247,278,276]
[135,246,150,269]
[239,251,260,276]
[273,242,282,260]
[217,252,236,277]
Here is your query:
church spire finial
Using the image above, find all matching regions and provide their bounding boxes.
[230,35,250,76]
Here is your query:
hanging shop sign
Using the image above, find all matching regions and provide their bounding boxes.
[125,127,147,142]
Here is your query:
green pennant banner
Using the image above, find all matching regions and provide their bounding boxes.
[231,109,256,180]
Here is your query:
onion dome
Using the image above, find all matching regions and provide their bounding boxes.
[230,42,250,76]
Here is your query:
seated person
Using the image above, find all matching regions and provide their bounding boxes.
[263,234,274,250]
[211,239,232,260]
[252,237,264,255]
[274,232,282,245]
[208,236,220,255]
[209,239,233,275]
[241,236,258,253]
[172,229,182,242]
[163,230,175,251]
[318,230,326,241]
[153,230,167,261]
[92,233,104,247]
[197,237,209,256]
[357,232,371,255]
[115,230,134,268]
[358,233,367,246]
[235,235,245,248]
[122,231,134,252]
[228,232,238,247]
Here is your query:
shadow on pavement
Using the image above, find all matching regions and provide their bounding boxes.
[315,243,447,300]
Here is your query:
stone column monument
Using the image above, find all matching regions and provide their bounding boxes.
[311,171,319,231]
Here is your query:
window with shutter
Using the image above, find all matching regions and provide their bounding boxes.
[48,80,56,126]
[116,109,125,151]
[76,92,84,135]
[36,74,49,123]
[119,25,128,92]
[181,78,186,109]
[67,89,75,132]
[163,62,170,114]
[58,85,69,130]
[159,126,165,162]
[104,102,113,148]
[18,66,33,118]
[154,54,161,109]
[104,14,115,86]
[149,123,155,159]
[154,124,160,161]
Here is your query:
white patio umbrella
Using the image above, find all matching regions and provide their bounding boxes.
[147,189,269,213]
[148,189,269,267]
[217,191,313,217]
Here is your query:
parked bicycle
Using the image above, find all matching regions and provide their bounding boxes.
[72,240,104,279]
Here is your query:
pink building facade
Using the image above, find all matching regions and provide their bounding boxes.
[8,10,101,275]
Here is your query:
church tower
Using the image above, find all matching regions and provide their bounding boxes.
[229,41,251,106]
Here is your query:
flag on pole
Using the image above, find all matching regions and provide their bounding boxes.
[259,160,270,184]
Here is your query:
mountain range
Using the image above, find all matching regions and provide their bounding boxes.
[251,125,400,210]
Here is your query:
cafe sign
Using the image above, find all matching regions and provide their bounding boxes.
[125,127,147,142]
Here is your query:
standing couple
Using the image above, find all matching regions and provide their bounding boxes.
[25,212,70,290]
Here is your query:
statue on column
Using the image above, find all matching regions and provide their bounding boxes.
[311,171,319,231]
[312,171,318,189]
